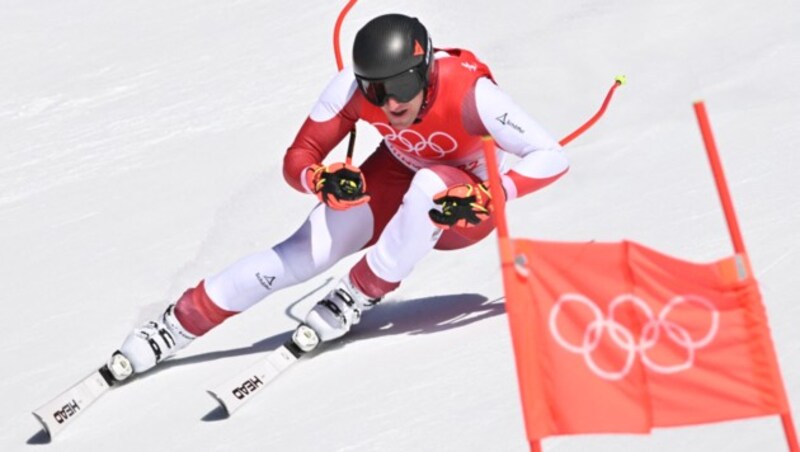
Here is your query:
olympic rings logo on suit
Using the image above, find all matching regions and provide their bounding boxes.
[548,293,720,381]
[373,122,458,159]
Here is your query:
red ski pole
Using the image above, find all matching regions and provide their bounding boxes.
[333,0,358,72]
[559,75,627,146]
[333,0,359,165]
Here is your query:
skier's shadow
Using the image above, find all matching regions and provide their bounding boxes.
[26,429,49,445]
[343,293,506,346]
[187,293,504,423]
[163,293,505,372]
[24,287,507,439]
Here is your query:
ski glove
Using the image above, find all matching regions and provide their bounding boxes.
[429,182,494,229]
[305,162,371,210]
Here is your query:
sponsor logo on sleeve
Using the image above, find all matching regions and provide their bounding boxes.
[496,113,525,134]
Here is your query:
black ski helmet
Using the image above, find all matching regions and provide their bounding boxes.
[352,14,433,106]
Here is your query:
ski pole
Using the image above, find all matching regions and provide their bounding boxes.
[559,75,627,146]
[333,0,359,165]
[333,0,358,72]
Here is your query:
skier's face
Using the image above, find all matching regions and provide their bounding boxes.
[381,91,424,130]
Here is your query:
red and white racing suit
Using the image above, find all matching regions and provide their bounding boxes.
[173,49,569,335]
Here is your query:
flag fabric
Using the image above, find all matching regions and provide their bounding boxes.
[503,238,790,440]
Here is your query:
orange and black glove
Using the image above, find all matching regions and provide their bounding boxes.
[428,182,494,229]
[305,162,371,210]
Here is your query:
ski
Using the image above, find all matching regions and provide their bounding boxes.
[206,325,318,416]
[32,365,117,439]
[32,325,318,437]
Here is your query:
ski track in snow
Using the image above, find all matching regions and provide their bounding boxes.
[1,0,799,451]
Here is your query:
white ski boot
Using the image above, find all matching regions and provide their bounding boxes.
[304,276,380,343]
[110,304,195,380]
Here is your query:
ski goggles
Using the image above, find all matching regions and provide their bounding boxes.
[356,65,428,106]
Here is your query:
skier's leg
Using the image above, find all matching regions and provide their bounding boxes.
[303,164,494,343]
[203,201,374,312]
[112,202,374,378]
[365,164,493,287]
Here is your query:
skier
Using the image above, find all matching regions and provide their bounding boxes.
[106,13,569,381]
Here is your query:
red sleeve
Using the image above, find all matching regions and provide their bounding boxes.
[283,114,356,192]
[283,69,362,193]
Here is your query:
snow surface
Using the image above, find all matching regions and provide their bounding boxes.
[2,0,798,451]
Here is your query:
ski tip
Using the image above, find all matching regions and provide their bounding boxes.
[30,412,53,443]
[205,390,231,419]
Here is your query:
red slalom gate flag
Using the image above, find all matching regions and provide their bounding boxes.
[503,239,790,440]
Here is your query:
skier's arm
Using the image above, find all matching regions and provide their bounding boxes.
[473,77,569,200]
[283,68,361,193]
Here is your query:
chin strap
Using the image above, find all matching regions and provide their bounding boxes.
[416,60,439,121]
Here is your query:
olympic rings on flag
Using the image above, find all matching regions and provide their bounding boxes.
[548,293,720,381]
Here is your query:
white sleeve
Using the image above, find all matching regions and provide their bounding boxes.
[474,78,569,200]
[308,67,359,122]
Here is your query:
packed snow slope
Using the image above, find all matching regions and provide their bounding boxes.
[1,0,798,451]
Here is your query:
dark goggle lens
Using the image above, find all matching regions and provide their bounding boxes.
[357,68,426,106]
